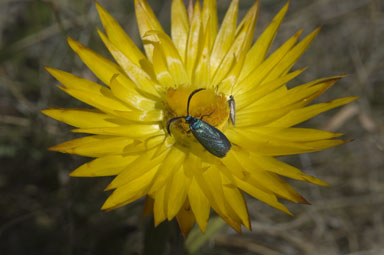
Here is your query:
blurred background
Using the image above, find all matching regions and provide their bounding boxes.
[0,0,383,254]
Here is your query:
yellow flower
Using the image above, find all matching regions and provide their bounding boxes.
[43,0,356,236]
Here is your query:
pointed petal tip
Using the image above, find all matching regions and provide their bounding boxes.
[71,128,81,133]
[251,0,261,9]
[94,0,102,10]
[69,168,94,177]
[283,0,290,9]
[293,29,303,39]
[44,65,53,72]
[104,183,115,191]
[47,145,62,152]
[318,180,329,186]
[314,25,323,34]
[297,195,311,205]
[153,217,165,227]
[67,37,84,52]
[244,220,252,231]
[339,73,349,78]
[345,139,355,144]
[44,66,58,76]
[299,66,308,72]
[285,209,294,217]
[68,170,79,177]
[101,201,111,211]
[66,36,75,44]
[40,109,50,116]
[96,27,104,35]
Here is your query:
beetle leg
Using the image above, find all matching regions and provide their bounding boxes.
[166,116,185,135]
[200,110,215,121]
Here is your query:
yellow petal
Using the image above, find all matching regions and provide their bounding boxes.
[236,68,306,110]
[220,150,251,181]
[97,30,161,98]
[227,128,347,156]
[49,135,132,157]
[171,0,189,62]
[253,174,308,204]
[265,27,321,82]
[233,151,307,204]
[142,196,154,216]
[246,154,328,186]
[46,67,131,112]
[122,135,166,154]
[152,43,176,87]
[135,0,164,61]
[202,166,243,232]
[176,200,196,237]
[237,77,344,126]
[72,124,161,139]
[209,0,238,78]
[109,74,157,111]
[188,178,210,233]
[268,97,358,127]
[101,167,157,210]
[221,173,250,230]
[235,107,289,127]
[67,37,122,86]
[115,109,163,122]
[202,0,218,49]
[234,0,260,52]
[106,145,168,190]
[192,169,242,232]
[45,67,99,91]
[42,108,118,128]
[239,1,289,81]
[185,0,201,80]
[239,127,342,142]
[70,155,138,177]
[95,1,146,67]
[149,147,186,193]
[217,52,245,94]
[166,165,191,220]
[58,86,131,113]
[212,1,259,88]
[252,77,343,109]
[192,17,211,88]
[235,30,301,94]
[154,185,167,226]
[236,177,292,215]
[144,30,189,86]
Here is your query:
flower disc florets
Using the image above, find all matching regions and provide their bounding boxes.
[164,88,230,148]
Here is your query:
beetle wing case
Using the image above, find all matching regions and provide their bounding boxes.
[190,119,231,158]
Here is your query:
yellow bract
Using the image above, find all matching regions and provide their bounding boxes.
[43,0,357,237]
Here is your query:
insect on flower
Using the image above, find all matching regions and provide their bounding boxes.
[228,95,236,125]
[167,88,232,158]
[42,0,357,236]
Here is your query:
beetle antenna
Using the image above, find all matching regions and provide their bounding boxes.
[187,88,205,115]
[166,116,186,135]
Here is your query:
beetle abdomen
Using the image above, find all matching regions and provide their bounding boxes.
[190,119,231,158]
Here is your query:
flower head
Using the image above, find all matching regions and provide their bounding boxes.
[43,0,356,236]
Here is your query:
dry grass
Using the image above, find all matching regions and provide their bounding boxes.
[0,0,383,254]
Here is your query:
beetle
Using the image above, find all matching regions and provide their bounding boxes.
[166,88,232,158]
[228,95,235,125]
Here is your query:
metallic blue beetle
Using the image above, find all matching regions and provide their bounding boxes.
[166,88,232,158]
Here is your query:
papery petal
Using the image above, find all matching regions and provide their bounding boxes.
[171,0,189,62]
[134,0,164,61]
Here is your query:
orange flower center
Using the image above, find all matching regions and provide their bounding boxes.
[164,87,230,148]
